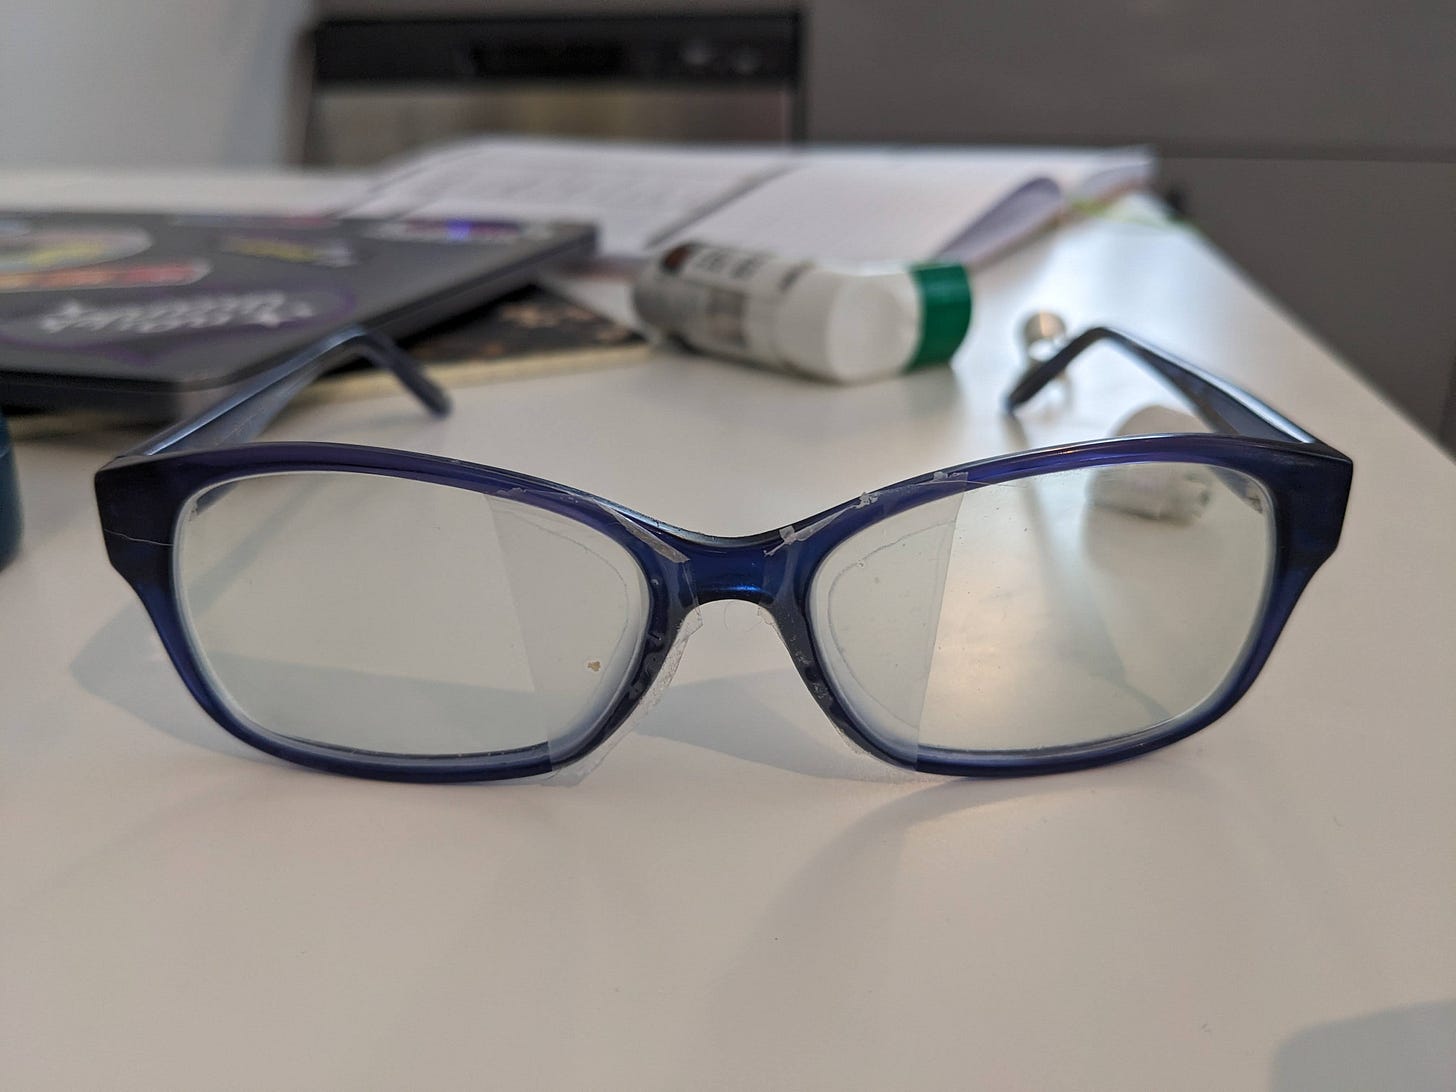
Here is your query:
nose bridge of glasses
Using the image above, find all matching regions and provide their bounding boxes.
[675,532,787,607]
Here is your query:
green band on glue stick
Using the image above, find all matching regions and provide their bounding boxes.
[906,263,973,370]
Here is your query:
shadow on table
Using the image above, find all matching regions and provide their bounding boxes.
[71,599,275,765]
[634,668,928,783]
[1272,1000,1456,1091]
[678,769,1110,1084]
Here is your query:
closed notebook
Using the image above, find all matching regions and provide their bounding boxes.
[0,210,594,417]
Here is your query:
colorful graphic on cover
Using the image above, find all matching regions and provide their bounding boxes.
[0,259,211,294]
[220,234,359,268]
[0,224,152,273]
[170,215,343,232]
[0,210,595,408]
[365,219,547,245]
[0,287,350,353]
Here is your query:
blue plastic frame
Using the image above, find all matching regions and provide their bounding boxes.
[95,324,1352,782]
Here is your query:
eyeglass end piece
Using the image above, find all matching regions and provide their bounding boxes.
[417,378,452,417]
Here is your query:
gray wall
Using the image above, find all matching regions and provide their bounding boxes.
[806,0,1452,156]
[0,0,310,167]
[1159,157,1456,441]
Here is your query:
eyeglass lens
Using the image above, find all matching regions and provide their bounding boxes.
[175,472,650,761]
[808,462,1275,760]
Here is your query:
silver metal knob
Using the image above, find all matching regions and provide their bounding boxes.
[1020,311,1069,367]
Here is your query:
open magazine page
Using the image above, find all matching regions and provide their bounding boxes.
[656,150,1077,262]
[343,137,1153,263]
[927,147,1155,268]
[342,137,794,257]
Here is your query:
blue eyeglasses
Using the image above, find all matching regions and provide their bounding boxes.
[94,323,1351,782]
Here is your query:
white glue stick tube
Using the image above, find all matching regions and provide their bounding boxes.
[632,241,973,384]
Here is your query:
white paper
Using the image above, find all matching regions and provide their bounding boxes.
[659,155,1046,262]
[339,138,1153,270]
[539,263,642,331]
[667,147,1155,265]
[342,137,793,257]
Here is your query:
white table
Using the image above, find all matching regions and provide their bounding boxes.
[1,176,1453,1091]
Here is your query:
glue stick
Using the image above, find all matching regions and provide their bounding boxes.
[632,242,973,384]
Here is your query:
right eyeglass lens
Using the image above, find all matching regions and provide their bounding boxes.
[808,462,1275,761]
[174,471,650,764]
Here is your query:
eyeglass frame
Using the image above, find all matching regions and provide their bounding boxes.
[94,323,1353,782]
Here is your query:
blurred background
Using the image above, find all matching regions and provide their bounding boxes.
[1,0,1452,449]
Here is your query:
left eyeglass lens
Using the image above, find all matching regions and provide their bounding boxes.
[174,472,650,761]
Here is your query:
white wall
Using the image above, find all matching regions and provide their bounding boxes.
[0,0,311,167]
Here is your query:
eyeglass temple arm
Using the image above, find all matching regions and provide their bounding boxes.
[123,325,450,458]
[1004,325,1319,445]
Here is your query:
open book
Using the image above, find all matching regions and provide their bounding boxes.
[338,137,1153,270]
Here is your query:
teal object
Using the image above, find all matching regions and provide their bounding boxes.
[0,409,18,570]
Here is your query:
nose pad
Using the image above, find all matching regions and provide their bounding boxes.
[721,599,773,636]
[540,607,706,785]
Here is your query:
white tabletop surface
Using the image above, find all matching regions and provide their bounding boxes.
[0,175,1453,1091]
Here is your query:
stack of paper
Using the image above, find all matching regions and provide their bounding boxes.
[336,137,1153,268]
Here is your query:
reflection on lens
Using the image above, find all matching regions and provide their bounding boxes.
[175,472,649,760]
[808,463,1274,759]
